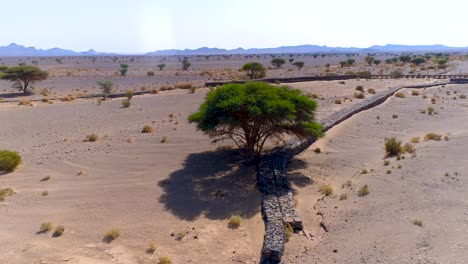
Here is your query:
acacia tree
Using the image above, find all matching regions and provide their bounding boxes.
[241,62,266,79]
[157,63,166,70]
[292,61,305,70]
[188,82,322,158]
[119,64,129,76]
[97,80,114,97]
[271,58,286,68]
[0,65,48,94]
[365,56,375,66]
[182,58,191,70]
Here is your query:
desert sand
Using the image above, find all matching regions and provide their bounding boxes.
[1,54,466,264]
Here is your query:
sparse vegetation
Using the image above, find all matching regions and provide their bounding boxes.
[147,242,157,254]
[368,88,376,94]
[86,134,98,142]
[97,80,114,96]
[122,99,131,108]
[141,125,153,133]
[104,228,121,242]
[354,92,365,99]
[0,150,22,172]
[158,256,172,264]
[358,185,369,197]
[53,225,65,237]
[424,133,441,141]
[39,222,53,233]
[0,188,15,202]
[395,92,405,98]
[385,137,402,156]
[284,223,293,242]
[319,184,333,196]
[40,175,51,182]
[228,215,242,229]
[412,219,423,227]
[334,99,342,104]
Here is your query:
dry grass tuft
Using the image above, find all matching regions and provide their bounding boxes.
[39,222,53,233]
[158,256,172,264]
[228,215,242,229]
[0,188,15,202]
[141,125,153,133]
[358,185,369,197]
[86,134,98,142]
[319,184,333,196]
[424,133,442,141]
[53,225,65,237]
[103,228,121,242]
[395,92,406,98]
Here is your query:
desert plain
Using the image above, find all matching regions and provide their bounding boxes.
[1,54,468,264]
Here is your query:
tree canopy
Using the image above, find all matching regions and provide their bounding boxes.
[188,82,322,158]
[0,65,48,94]
[271,58,286,68]
[241,62,266,79]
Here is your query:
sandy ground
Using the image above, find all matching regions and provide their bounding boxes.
[283,84,468,263]
[0,53,463,264]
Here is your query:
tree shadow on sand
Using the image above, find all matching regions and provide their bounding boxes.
[0,92,28,99]
[287,158,314,194]
[158,148,261,221]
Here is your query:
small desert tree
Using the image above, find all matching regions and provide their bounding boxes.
[271,58,286,68]
[119,64,129,76]
[292,61,305,70]
[411,57,426,65]
[241,62,266,79]
[157,63,166,71]
[97,80,114,97]
[365,56,375,66]
[1,65,48,94]
[188,82,322,158]
[182,58,191,70]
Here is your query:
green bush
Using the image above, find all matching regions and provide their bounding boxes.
[0,150,21,172]
[385,137,402,156]
[228,215,242,229]
[122,100,131,108]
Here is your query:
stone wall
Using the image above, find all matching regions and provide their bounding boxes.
[258,82,450,263]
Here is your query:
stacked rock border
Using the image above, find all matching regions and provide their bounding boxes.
[258,81,453,263]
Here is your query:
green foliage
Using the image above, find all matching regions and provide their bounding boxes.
[365,56,375,66]
[188,82,322,157]
[271,58,286,68]
[399,55,412,63]
[0,65,48,94]
[373,59,381,65]
[411,57,426,65]
[97,80,114,95]
[241,62,266,79]
[346,59,356,65]
[385,137,402,156]
[292,61,304,70]
[0,150,21,172]
[390,68,403,78]
[122,99,131,108]
[119,64,129,76]
[125,90,133,100]
[182,58,191,70]
[157,63,166,70]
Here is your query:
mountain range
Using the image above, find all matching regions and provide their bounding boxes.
[1,43,468,57]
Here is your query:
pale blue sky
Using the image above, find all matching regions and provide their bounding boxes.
[2,0,467,53]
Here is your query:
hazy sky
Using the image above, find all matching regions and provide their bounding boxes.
[2,0,467,53]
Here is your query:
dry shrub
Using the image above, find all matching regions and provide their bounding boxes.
[104,228,121,242]
[175,83,193,89]
[319,184,333,196]
[158,256,172,264]
[86,134,98,142]
[395,92,406,98]
[334,99,342,104]
[354,92,365,99]
[411,90,420,96]
[142,125,153,133]
[228,215,241,229]
[424,133,441,141]
[368,88,376,94]
[18,99,33,106]
[53,225,65,237]
[39,222,53,233]
[0,188,15,202]
[358,185,369,197]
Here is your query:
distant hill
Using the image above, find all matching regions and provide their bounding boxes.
[0,43,109,57]
[1,43,468,57]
